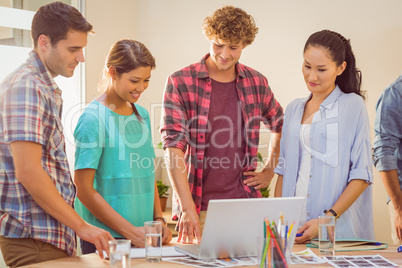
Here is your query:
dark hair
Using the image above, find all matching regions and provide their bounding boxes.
[303,30,365,100]
[31,1,93,47]
[102,39,156,120]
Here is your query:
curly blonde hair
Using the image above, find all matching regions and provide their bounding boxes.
[202,6,258,46]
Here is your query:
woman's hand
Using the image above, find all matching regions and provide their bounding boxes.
[162,224,173,245]
[125,226,146,248]
[294,219,319,243]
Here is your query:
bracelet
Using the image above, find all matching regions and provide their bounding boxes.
[154,217,167,225]
[323,208,340,221]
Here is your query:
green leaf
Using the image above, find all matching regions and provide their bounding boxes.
[260,185,270,198]
[156,142,163,149]
[156,180,170,198]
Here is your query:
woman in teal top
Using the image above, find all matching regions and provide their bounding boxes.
[74,39,172,254]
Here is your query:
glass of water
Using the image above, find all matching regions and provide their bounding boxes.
[318,215,336,255]
[109,239,131,268]
[144,221,162,262]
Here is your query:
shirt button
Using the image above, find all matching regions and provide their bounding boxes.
[307,212,309,216]
[309,175,312,178]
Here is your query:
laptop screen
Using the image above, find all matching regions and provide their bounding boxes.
[193,197,305,259]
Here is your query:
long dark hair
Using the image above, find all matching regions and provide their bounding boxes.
[101,39,156,120]
[304,30,365,100]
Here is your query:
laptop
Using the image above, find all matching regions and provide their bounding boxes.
[174,197,305,260]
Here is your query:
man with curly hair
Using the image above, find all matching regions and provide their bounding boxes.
[160,6,283,243]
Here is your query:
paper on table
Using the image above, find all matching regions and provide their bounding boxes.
[323,254,399,268]
[290,248,326,264]
[130,246,186,258]
[307,239,388,251]
[98,246,186,259]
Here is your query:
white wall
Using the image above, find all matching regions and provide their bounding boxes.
[85,0,402,244]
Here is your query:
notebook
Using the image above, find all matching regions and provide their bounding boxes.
[306,239,388,251]
[174,197,305,260]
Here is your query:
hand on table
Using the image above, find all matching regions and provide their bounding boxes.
[76,222,114,259]
[162,224,173,245]
[125,226,146,248]
[177,209,201,244]
[294,219,319,244]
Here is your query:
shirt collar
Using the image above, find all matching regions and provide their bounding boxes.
[28,51,60,93]
[321,85,343,110]
[196,53,245,79]
[300,85,343,110]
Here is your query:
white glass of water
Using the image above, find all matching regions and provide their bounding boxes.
[318,215,336,255]
[109,239,131,268]
[144,221,162,262]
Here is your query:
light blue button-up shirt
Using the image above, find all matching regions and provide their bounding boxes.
[373,74,402,196]
[275,86,374,240]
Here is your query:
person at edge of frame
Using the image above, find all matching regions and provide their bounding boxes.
[0,2,113,267]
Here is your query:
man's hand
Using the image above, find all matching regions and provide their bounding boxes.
[243,168,274,190]
[177,209,201,244]
[75,222,114,259]
[294,219,319,244]
[164,148,202,243]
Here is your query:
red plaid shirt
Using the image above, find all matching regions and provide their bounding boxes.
[160,54,283,217]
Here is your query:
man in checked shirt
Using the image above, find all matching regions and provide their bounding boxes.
[160,5,283,244]
[0,2,113,267]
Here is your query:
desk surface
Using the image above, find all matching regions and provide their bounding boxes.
[21,244,402,267]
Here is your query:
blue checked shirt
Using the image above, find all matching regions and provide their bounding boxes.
[0,51,76,256]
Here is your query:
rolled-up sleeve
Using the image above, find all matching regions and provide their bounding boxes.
[348,102,373,183]
[262,84,284,133]
[373,87,402,171]
[160,75,189,152]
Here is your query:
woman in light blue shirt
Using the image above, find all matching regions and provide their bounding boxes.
[74,40,172,254]
[275,30,374,243]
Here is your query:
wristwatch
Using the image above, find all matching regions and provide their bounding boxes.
[323,208,340,221]
[154,217,167,225]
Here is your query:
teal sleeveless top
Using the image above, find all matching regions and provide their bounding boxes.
[74,101,155,238]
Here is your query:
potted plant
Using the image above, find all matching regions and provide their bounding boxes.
[156,180,170,211]
[257,152,270,198]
